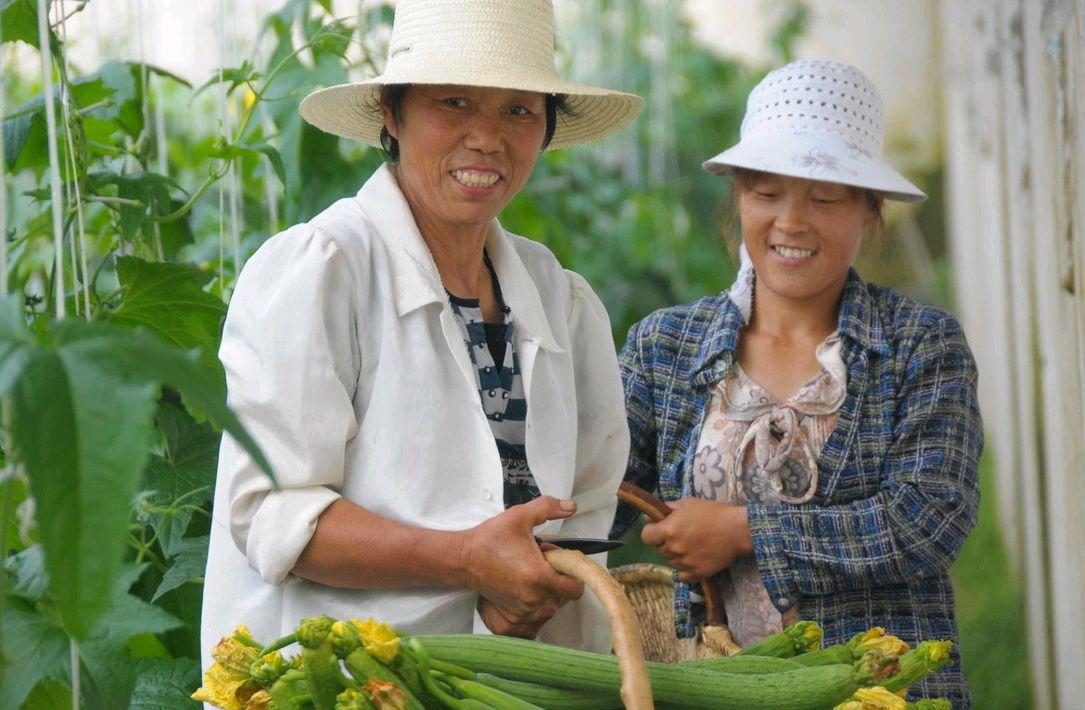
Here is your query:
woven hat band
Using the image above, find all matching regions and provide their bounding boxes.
[386,0,558,81]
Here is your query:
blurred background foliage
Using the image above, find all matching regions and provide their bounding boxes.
[0,0,1023,707]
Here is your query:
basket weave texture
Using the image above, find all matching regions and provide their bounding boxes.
[609,563,742,663]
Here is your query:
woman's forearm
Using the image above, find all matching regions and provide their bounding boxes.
[292,498,469,589]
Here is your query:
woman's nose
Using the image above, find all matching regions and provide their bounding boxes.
[463,113,503,152]
[775,198,811,234]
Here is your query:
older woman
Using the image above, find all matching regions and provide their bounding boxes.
[613,60,981,706]
[200,0,643,663]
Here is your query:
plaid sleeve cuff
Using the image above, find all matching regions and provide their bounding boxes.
[747,502,800,613]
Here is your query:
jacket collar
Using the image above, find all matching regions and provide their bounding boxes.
[836,269,892,356]
[354,164,563,353]
[691,269,890,385]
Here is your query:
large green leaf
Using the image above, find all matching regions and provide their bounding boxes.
[0,597,70,708]
[0,297,271,640]
[6,330,158,640]
[0,0,42,48]
[130,658,201,710]
[0,565,183,709]
[110,256,227,351]
[22,679,73,709]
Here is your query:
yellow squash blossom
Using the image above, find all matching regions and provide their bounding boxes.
[834,685,909,710]
[191,625,262,709]
[350,618,402,663]
[242,689,272,710]
[365,679,410,710]
[858,628,910,656]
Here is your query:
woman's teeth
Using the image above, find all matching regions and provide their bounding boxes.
[773,245,816,259]
[452,170,500,188]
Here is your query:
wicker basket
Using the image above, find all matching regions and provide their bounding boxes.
[610,563,742,663]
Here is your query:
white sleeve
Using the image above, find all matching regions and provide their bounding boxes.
[538,270,630,652]
[217,225,360,586]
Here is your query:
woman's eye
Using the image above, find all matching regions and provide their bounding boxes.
[440,97,468,108]
[754,190,778,199]
[508,105,534,116]
[813,197,843,205]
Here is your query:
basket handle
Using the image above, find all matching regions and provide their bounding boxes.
[543,548,654,709]
[617,482,728,626]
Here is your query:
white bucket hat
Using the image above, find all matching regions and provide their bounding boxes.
[702,59,926,202]
[299,0,643,151]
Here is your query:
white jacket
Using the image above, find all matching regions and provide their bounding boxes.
[201,165,630,668]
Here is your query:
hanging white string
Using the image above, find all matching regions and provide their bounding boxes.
[153,71,168,261]
[0,24,9,295]
[227,0,241,275]
[135,0,164,261]
[154,74,168,178]
[58,0,90,319]
[38,0,66,318]
[254,0,279,234]
[217,0,228,292]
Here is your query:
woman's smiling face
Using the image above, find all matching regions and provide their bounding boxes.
[382,84,548,235]
[737,172,878,304]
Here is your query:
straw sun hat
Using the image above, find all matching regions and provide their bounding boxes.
[702,59,926,202]
[299,0,644,151]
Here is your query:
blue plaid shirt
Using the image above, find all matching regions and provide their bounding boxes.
[612,270,982,707]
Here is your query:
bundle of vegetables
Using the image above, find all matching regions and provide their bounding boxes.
[195,619,955,710]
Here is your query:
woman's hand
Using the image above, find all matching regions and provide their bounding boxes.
[476,597,552,639]
[458,496,585,635]
[640,498,755,583]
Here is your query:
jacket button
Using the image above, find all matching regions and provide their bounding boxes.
[482,489,494,501]
[777,597,790,607]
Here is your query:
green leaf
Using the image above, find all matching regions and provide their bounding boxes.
[0,296,272,640]
[97,59,142,138]
[153,535,208,601]
[0,0,42,48]
[23,679,73,709]
[142,403,218,556]
[130,658,201,710]
[196,59,262,97]
[1,564,185,709]
[154,203,196,260]
[4,544,48,602]
[211,139,288,187]
[84,564,183,650]
[5,330,159,640]
[2,113,30,169]
[310,20,352,60]
[0,597,70,709]
[89,171,178,240]
[110,256,227,351]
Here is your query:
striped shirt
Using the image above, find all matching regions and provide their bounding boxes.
[612,270,982,707]
[446,258,539,508]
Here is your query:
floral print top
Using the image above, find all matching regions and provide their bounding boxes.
[692,331,847,647]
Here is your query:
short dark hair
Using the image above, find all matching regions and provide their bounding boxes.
[377,85,574,161]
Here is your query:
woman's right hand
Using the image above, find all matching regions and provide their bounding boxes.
[458,496,585,633]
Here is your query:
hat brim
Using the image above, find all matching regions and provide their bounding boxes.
[299,74,643,151]
[702,132,926,203]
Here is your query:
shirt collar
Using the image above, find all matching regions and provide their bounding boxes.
[354,164,563,353]
[691,269,889,385]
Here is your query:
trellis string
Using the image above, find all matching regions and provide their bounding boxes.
[38,0,67,318]
[58,0,90,319]
[0,18,8,295]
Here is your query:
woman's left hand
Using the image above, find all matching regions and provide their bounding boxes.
[640,498,755,582]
